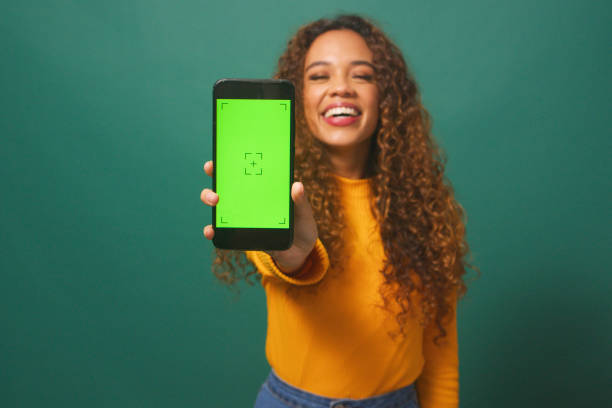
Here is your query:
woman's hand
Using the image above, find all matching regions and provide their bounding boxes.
[200,160,318,274]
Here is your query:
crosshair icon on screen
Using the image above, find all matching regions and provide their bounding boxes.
[244,152,263,175]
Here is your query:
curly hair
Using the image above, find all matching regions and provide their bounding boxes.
[211,14,479,345]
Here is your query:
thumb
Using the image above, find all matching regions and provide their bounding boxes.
[291,182,312,216]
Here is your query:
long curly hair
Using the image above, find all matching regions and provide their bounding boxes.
[211,14,479,345]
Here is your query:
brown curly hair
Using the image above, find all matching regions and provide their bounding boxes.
[211,14,479,345]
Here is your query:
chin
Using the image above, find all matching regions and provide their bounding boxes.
[316,130,371,148]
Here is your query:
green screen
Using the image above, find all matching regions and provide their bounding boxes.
[216,98,291,229]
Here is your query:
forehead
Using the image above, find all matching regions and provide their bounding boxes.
[304,29,373,66]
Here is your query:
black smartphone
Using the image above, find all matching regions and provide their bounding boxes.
[212,79,295,250]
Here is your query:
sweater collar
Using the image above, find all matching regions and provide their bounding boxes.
[332,173,371,199]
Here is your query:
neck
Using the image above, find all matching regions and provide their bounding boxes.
[326,139,373,180]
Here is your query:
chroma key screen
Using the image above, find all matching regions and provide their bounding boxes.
[215,98,291,229]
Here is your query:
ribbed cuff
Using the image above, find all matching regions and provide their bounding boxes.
[253,239,329,286]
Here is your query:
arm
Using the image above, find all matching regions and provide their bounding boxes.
[415,295,460,408]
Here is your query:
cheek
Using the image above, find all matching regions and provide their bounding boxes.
[367,92,379,123]
[304,98,316,115]
[303,86,316,108]
[302,89,320,121]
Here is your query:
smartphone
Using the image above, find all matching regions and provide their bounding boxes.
[212,79,295,250]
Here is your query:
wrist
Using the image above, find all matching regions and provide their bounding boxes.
[271,245,313,275]
[273,254,307,275]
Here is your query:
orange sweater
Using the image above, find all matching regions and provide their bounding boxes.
[245,175,459,408]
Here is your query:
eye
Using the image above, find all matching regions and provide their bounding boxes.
[308,75,328,80]
[354,75,373,81]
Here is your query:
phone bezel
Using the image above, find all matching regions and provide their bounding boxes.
[212,78,295,250]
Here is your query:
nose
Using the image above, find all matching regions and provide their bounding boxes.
[329,75,355,97]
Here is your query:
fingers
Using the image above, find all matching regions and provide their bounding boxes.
[203,225,215,240]
[203,160,214,177]
[200,188,219,206]
[202,161,216,241]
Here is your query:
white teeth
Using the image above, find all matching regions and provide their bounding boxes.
[324,106,360,118]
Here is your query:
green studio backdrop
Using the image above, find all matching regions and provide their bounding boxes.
[1,1,610,407]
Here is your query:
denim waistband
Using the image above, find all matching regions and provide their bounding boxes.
[265,368,419,408]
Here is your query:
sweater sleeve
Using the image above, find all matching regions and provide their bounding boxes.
[244,238,329,286]
[415,295,459,408]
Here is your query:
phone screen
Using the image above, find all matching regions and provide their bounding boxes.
[215,98,291,229]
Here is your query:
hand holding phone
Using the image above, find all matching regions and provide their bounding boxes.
[200,160,319,274]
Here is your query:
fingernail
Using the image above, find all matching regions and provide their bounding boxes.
[206,192,215,201]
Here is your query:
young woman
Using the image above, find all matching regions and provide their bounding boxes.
[200,14,476,408]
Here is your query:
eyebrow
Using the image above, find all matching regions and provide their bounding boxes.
[305,60,376,72]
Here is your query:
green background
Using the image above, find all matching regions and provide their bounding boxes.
[216,99,290,229]
[1,1,610,407]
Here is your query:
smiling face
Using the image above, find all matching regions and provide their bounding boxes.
[303,29,379,154]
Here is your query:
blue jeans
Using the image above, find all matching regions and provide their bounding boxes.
[254,369,420,408]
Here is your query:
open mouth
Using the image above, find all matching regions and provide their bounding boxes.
[322,106,362,118]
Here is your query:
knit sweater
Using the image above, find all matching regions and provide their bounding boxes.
[245,174,459,408]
